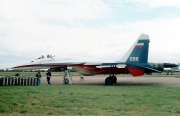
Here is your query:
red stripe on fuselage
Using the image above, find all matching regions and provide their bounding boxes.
[13,65,37,69]
[84,66,97,70]
[94,67,129,75]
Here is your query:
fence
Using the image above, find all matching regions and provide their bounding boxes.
[0,76,39,86]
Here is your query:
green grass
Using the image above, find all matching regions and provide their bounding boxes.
[0,85,180,115]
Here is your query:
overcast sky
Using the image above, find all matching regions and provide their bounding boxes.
[1,0,180,69]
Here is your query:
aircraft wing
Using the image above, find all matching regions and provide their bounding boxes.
[101,62,126,66]
[83,62,126,67]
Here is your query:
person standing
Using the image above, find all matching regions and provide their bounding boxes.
[35,70,41,85]
[46,69,52,85]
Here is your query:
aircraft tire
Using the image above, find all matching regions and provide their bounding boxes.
[105,77,113,85]
[64,78,69,84]
[112,76,117,83]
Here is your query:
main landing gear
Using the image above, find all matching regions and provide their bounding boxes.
[105,67,117,85]
[105,75,117,85]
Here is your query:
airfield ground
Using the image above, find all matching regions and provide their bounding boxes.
[42,75,180,87]
[1,71,180,86]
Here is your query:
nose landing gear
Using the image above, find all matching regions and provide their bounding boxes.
[62,70,73,84]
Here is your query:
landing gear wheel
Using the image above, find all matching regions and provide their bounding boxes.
[112,76,117,83]
[64,78,69,84]
[105,77,113,85]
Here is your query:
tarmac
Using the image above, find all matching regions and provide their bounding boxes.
[41,75,180,87]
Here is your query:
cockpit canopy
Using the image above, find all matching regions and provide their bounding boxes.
[36,55,44,60]
[35,55,55,60]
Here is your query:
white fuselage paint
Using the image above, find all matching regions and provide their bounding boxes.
[12,57,106,75]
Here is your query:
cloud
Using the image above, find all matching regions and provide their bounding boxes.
[1,0,180,69]
[126,0,180,8]
[115,17,180,63]
[0,0,114,68]
[0,0,112,22]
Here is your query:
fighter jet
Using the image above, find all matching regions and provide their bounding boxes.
[12,34,177,85]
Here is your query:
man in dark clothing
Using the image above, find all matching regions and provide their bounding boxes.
[35,70,41,85]
[46,69,52,85]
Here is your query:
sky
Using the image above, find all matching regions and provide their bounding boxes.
[1,0,180,69]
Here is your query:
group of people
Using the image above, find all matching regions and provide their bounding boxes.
[35,69,52,85]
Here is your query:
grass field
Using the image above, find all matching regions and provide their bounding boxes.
[0,85,180,115]
[0,72,180,115]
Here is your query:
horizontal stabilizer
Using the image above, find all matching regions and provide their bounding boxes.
[136,64,162,73]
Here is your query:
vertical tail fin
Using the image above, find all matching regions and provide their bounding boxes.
[121,34,150,64]
[121,34,150,76]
